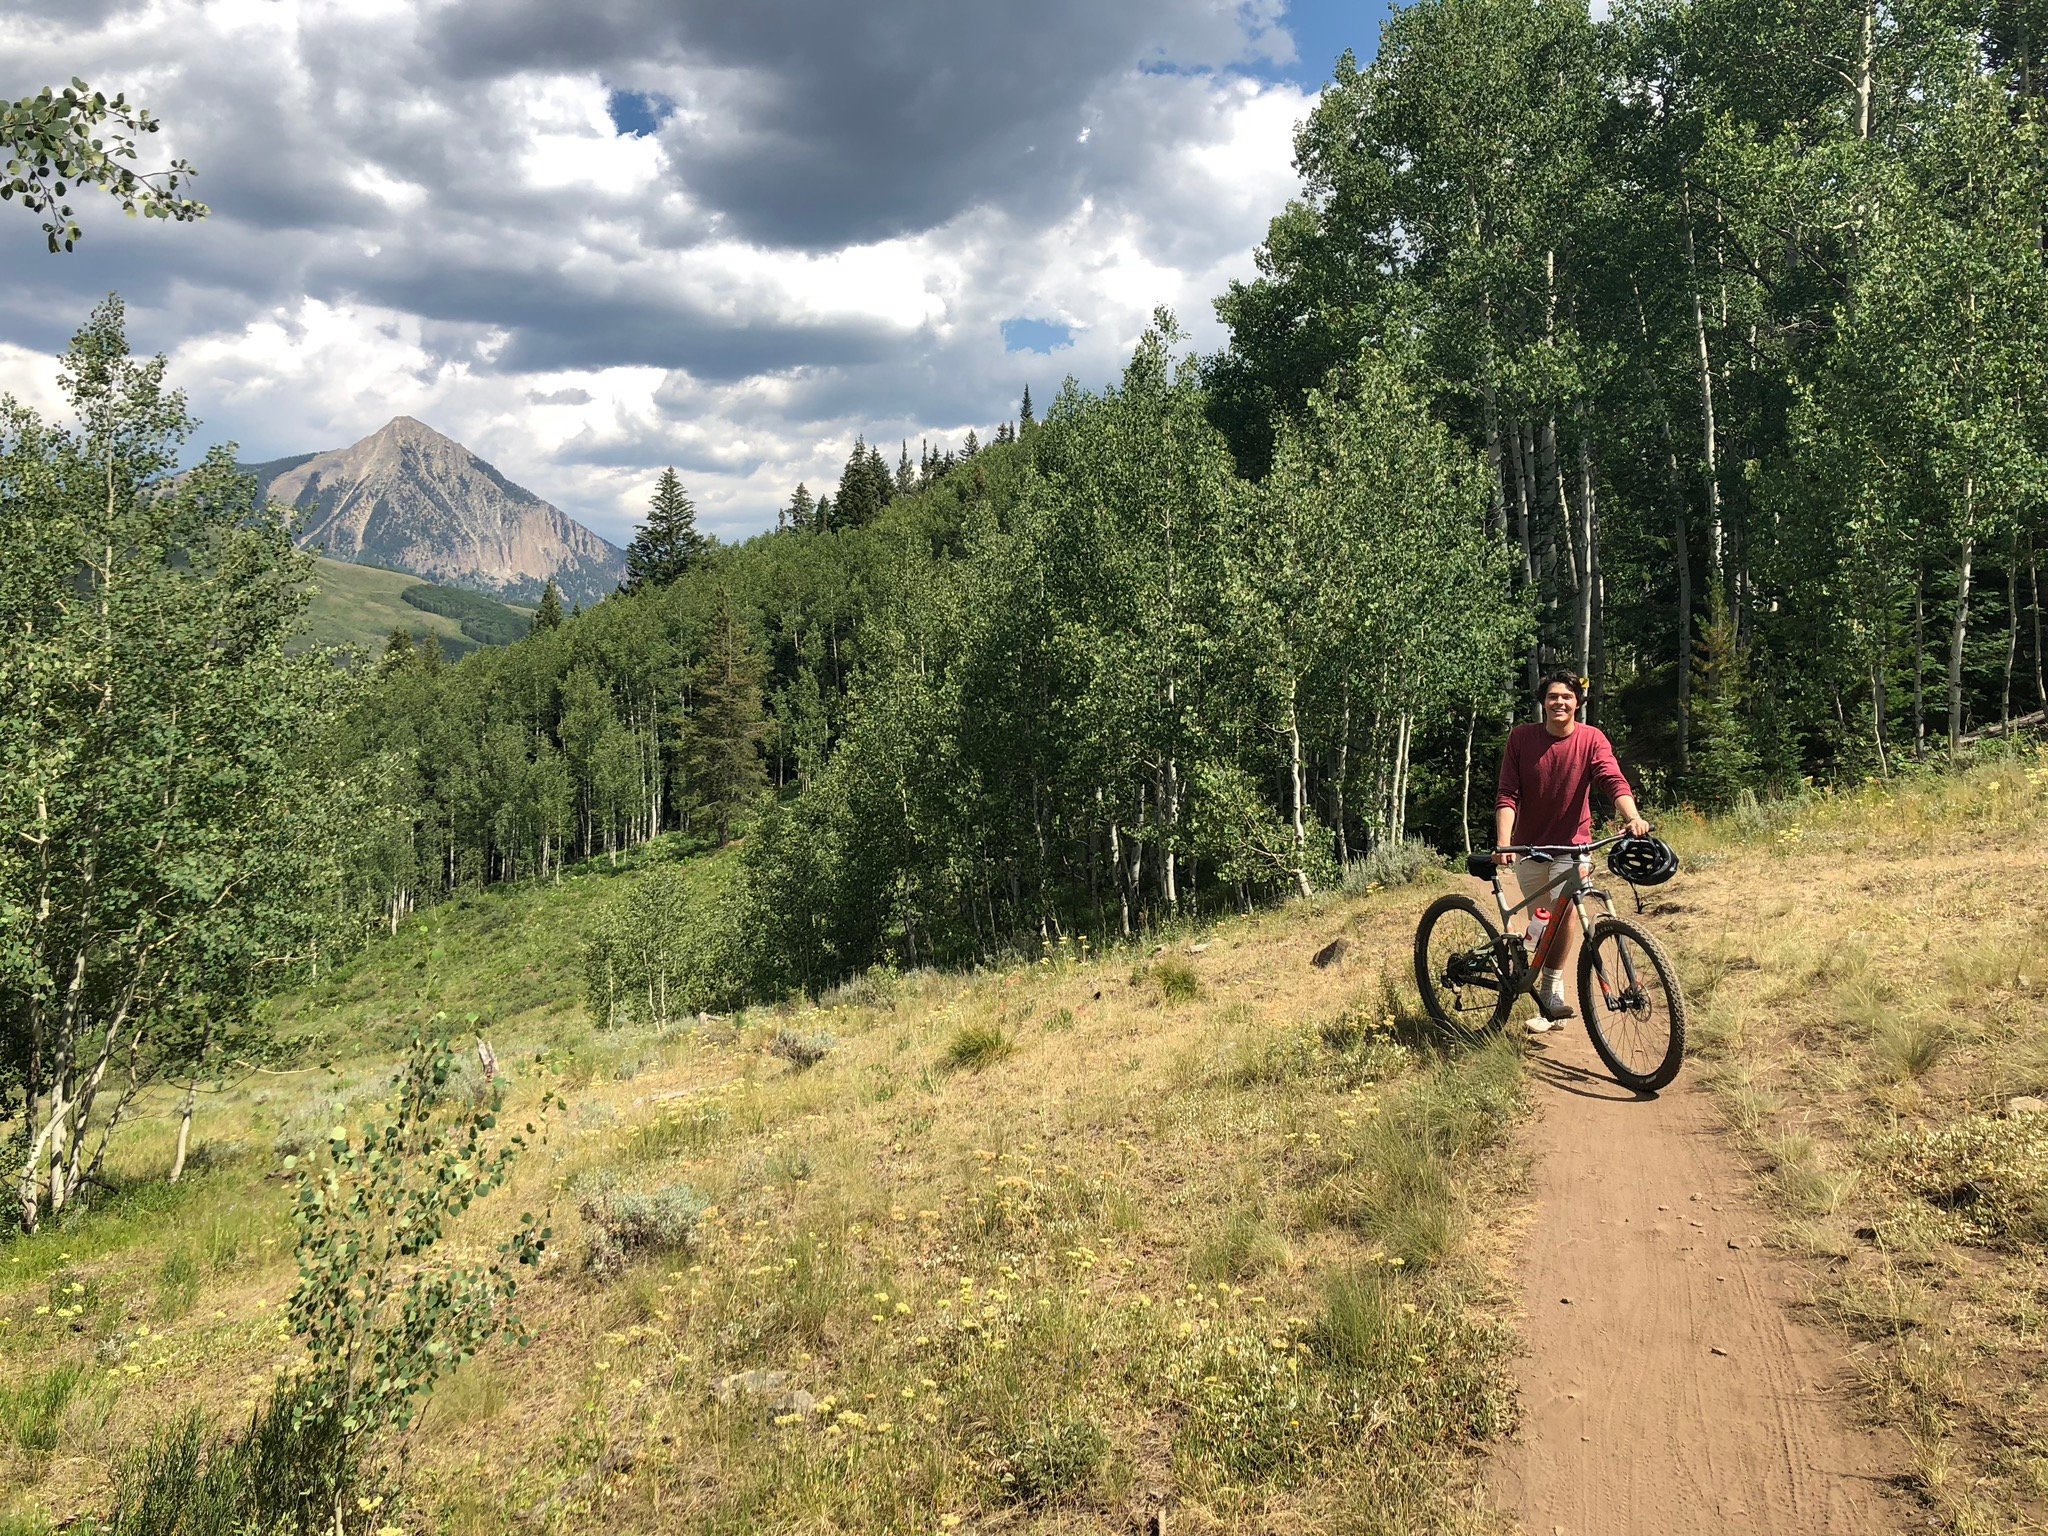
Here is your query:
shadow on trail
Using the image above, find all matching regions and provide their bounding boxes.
[1521,1043,1657,1104]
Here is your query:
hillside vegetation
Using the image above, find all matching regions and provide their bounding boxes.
[294,556,530,661]
[4,755,2047,1534]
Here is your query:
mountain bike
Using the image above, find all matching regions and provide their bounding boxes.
[1411,835,1688,1092]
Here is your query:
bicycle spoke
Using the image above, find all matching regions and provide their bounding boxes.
[1414,896,1513,1035]
[1579,918,1686,1091]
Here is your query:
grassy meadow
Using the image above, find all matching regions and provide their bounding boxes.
[0,862,1528,1534]
[294,556,531,661]
[5,757,2048,1534]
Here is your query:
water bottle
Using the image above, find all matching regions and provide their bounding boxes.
[1525,907,1551,959]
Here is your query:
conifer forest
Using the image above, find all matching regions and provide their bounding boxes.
[14,0,2048,1020]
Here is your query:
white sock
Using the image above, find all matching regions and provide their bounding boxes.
[1538,971,1566,1001]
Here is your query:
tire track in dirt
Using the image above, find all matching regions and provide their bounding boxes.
[1485,1023,1915,1535]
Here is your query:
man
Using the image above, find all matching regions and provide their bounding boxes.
[1494,671,1650,1030]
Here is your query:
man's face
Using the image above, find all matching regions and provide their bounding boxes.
[1543,685,1579,727]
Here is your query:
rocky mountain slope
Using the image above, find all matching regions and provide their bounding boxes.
[244,417,624,606]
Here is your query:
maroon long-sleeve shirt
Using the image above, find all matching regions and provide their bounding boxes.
[1495,722,1633,847]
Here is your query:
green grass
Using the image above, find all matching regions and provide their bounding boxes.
[943,1022,1013,1071]
[294,556,532,661]
[1,836,1531,1536]
[1154,957,1201,1003]
[0,1363,87,1457]
[263,841,734,1053]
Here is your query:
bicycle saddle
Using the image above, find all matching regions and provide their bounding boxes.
[1465,853,1500,879]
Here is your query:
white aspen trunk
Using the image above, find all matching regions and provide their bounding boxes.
[1460,707,1476,856]
[1681,189,1725,584]
[1949,520,1975,756]
[1482,392,1507,540]
[1872,652,1891,779]
[1913,569,1926,755]
[1576,434,1598,682]
[170,1079,198,1183]
[1161,757,1180,912]
[1513,421,1536,587]
[1857,0,1874,140]
[1392,711,1413,847]
[2004,538,2019,729]
[1104,793,1132,938]
[1514,423,1539,695]
[1287,681,1312,899]
[1375,719,1390,847]
[1478,233,1507,541]
[1547,415,1578,592]
[2032,546,2045,710]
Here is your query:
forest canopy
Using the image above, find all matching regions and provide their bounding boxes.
[12,0,2048,1022]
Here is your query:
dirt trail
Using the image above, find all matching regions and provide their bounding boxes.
[1486,1023,1912,1536]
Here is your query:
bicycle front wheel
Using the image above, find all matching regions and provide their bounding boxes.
[1577,917,1687,1091]
[1414,895,1515,1036]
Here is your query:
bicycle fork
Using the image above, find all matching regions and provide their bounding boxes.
[1571,888,1640,1012]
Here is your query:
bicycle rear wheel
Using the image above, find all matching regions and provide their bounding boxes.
[1413,895,1515,1036]
[1577,917,1687,1091]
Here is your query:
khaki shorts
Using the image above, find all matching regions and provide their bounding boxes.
[1498,855,1584,920]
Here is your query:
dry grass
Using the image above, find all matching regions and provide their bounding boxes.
[1657,751,2048,1533]
[0,873,1528,1535]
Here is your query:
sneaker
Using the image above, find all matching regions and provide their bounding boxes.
[1535,988,1577,1023]
[1523,1015,1565,1036]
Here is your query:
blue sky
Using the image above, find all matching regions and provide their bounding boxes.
[2,0,1390,544]
[1268,0,1393,87]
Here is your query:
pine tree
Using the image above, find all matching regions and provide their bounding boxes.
[1686,589,1759,810]
[784,482,814,533]
[1020,385,1034,427]
[378,628,418,674]
[621,467,704,592]
[868,443,892,510]
[835,435,888,528]
[896,441,915,496]
[681,585,770,845]
[530,580,564,634]
[962,429,980,460]
[815,493,833,533]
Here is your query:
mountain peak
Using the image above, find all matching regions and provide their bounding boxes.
[375,414,445,440]
[243,422,625,607]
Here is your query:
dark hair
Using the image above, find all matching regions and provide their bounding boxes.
[1537,670,1585,704]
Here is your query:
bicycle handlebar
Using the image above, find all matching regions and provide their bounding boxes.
[1493,831,1646,858]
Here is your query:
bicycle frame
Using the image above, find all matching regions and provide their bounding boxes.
[1485,839,1641,1007]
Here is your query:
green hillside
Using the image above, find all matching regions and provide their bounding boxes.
[296,556,532,660]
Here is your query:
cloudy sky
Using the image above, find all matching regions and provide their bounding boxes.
[2,0,1385,545]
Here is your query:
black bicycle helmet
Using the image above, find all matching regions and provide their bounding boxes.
[1608,835,1679,886]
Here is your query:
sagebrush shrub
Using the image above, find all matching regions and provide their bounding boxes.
[1341,838,1439,892]
[1873,1112,2048,1246]
[580,1177,707,1277]
[768,1028,836,1068]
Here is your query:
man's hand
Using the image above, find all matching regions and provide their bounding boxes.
[1493,850,1518,866]
[1615,795,1650,840]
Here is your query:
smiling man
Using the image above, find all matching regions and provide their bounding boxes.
[1493,672,1650,1029]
